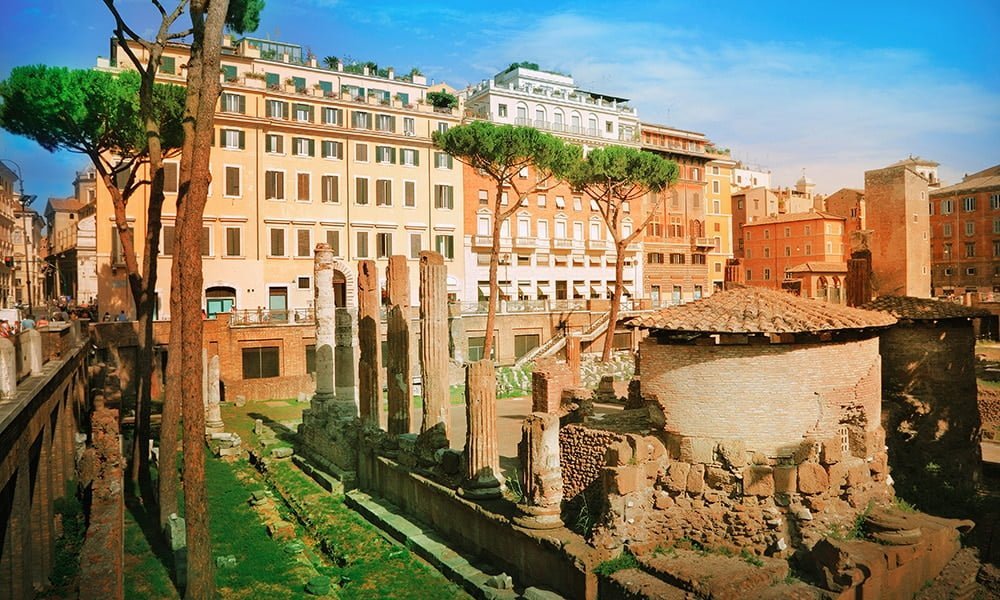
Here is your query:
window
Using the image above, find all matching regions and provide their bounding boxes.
[321,175,339,203]
[375,114,396,132]
[991,194,1000,209]
[294,103,314,122]
[537,195,546,207]
[784,245,791,257]
[763,268,771,281]
[355,143,368,162]
[322,107,343,125]
[403,117,415,135]
[224,166,240,197]
[943,243,952,259]
[943,223,953,237]
[437,122,449,134]
[965,243,976,257]
[225,227,241,257]
[269,228,285,256]
[292,137,315,157]
[355,178,369,205]
[356,231,369,258]
[296,229,311,257]
[375,145,396,164]
[434,152,453,169]
[163,162,178,194]
[297,276,311,290]
[404,181,415,207]
[160,225,174,256]
[941,199,954,214]
[746,269,752,281]
[572,197,582,211]
[467,336,490,361]
[514,334,540,359]
[376,179,392,206]
[160,55,176,74]
[478,190,489,205]
[352,110,372,129]
[435,234,454,259]
[220,128,245,150]
[242,347,279,379]
[400,148,418,166]
[315,231,335,257]
[692,254,707,265]
[963,197,976,211]
[966,267,977,276]
[669,253,685,264]
[498,104,508,117]
[434,185,454,209]
[783,227,791,238]
[266,100,288,119]
[994,240,1000,257]
[296,172,311,202]
[712,180,720,194]
[712,166,720,175]
[965,221,975,236]
[221,92,245,113]
[764,229,770,239]
[265,134,284,154]
[647,221,662,237]
[408,233,422,259]
[321,140,343,159]
[200,226,212,256]
[265,170,285,200]
[647,252,664,264]
[554,196,566,209]
[376,232,392,258]
[712,199,720,213]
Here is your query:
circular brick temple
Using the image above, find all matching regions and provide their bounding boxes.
[586,287,902,554]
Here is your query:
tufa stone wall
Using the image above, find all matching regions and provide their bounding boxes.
[640,337,883,458]
[559,424,624,502]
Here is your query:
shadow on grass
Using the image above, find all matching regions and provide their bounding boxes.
[248,411,300,446]
[124,478,180,598]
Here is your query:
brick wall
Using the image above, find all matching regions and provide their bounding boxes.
[638,336,883,457]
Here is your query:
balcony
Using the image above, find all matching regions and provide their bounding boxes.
[472,235,494,248]
[693,237,717,249]
[571,239,586,251]
[586,239,611,252]
[512,236,537,249]
[551,238,574,251]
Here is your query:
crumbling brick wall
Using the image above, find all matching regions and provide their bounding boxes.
[78,403,124,600]
[559,424,623,501]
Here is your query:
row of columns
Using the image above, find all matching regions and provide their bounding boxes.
[311,245,563,529]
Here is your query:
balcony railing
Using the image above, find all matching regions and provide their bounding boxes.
[512,236,537,249]
[551,239,574,250]
[586,239,611,252]
[230,307,314,326]
[472,235,494,248]
[693,237,718,249]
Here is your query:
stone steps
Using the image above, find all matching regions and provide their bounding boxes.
[601,568,692,599]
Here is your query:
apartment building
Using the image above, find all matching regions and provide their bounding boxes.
[94,36,464,318]
[44,167,98,305]
[460,65,645,307]
[640,123,734,302]
[863,158,934,298]
[824,188,865,259]
[929,164,1000,298]
[732,161,772,190]
[742,210,847,299]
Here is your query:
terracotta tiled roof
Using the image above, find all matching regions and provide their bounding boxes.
[929,170,1000,196]
[785,262,848,273]
[861,296,991,320]
[745,210,845,226]
[627,286,896,333]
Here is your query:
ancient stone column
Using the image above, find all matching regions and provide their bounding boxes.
[459,360,502,500]
[419,251,449,444]
[334,307,358,413]
[386,255,411,435]
[565,333,582,387]
[0,338,16,397]
[357,260,382,427]
[24,329,42,376]
[205,355,223,433]
[515,413,564,529]
[201,348,209,408]
[313,243,337,406]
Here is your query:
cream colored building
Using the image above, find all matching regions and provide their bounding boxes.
[94,37,465,318]
[0,163,19,308]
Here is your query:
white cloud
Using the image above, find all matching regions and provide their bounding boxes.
[469,13,1000,192]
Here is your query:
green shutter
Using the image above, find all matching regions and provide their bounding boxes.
[239,95,246,113]
[219,129,225,147]
[308,106,315,122]
[238,130,246,149]
[447,155,454,169]
[308,139,315,157]
[319,81,332,94]
[292,76,306,90]
[398,92,409,104]
[390,148,397,164]
[161,56,176,75]
[222,64,237,81]
[265,72,279,88]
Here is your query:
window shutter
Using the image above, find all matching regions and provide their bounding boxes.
[447,155,454,169]
[390,148,397,164]
[238,95,246,113]
[308,139,315,157]
[218,129,225,147]
[308,106,315,122]
[238,130,246,149]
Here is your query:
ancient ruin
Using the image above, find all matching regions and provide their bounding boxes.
[357,259,383,426]
[385,255,411,435]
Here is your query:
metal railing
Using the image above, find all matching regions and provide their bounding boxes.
[229,307,314,326]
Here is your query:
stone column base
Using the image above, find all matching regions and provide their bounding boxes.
[458,473,502,501]
[513,504,563,530]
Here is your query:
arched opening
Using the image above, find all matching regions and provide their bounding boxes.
[333,270,347,307]
[205,286,236,317]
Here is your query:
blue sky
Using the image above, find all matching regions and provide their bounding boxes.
[1,0,997,203]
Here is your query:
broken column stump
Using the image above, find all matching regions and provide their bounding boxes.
[205,354,224,434]
[78,404,124,600]
[312,243,339,411]
[459,360,502,500]
[515,412,564,529]
[386,255,411,435]
[358,259,383,427]
[334,307,358,413]
[418,251,450,452]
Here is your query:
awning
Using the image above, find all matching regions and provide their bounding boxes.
[477,285,491,298]
[573,284,587,296]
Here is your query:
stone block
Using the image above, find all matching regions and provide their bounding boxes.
[743,465,774,497]
[797,462,830,495]
[605,440,633,466]
[440,449,462,475]
[234,395,247,407]
[271,447,293,459]
[821,436,844,465]
[705,466,734,489]
[679,437,715,464]
[606,466,645,495]
[647,436,667,461]
[792,439,820,464]
[773,465,797,495]
[654,491,675,510]
[828,462,849,489]
[686,464,706,495]
[663,462,691,494]
[846,460,869,487]
[716,439,747,468]
[625,434,646,461]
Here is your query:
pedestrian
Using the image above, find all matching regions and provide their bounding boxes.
[103,312,112,322]
[115,310,128,322]
[20,314,35,330]
[0,320,11,338]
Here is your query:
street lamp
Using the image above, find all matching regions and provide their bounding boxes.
[0,159,37,317]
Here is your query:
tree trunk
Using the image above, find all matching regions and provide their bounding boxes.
[482,189,505,361]
[602,244,626,361]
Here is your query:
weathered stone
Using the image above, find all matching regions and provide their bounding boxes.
[459,360,502,500]
[679,436,715,463]
[254,419,264,436]
[654,491,675,510]
[565,333,582,387]
[717,439,747,468]
[705,466,734,489]
[663,462,691,494]
[798,462,830,495]
[313,244,337,407]
[165,513,187,589]
[271,447,293,459]
[773,465,797,495]
[205,354,224,433]
[821,436,844,465]
[305,575,332,595]
[357,259,382,426]
[846,460,869,487]
[0,338,15,396]
[522,586,563,600]
[440,449,462,475]
[386,255,411,435]
[334,307,358,410]
[297,391,309,404]
[234,395,246,407]
[686,464,706,495]
[515,412,563,529]
[827,462,849,490]
[607,466,645,495]
[418,251,450,444]
[485,573,513,590]
[605,440,633,466]
[215,555,237,569]
[793,439,821,464]
[743,465,774,497]
[24,329,43,375]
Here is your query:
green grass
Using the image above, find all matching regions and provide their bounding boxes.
[594,548,640,576]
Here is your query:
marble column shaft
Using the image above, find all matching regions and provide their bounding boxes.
[205,355,223,431]
[419,251,449,440]
[357,260,383,426]
[313,244,336,403]
[515,412,564,529]
[386,255,411,435]
[460,360,501,500]
[334,307,358,412]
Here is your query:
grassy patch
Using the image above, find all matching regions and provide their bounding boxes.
[594,548,640,576]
